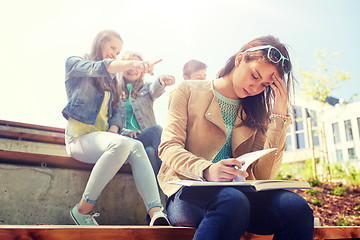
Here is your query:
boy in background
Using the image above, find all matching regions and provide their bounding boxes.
[168,60,207,106]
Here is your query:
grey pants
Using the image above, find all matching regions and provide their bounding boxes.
[66,131,162,212]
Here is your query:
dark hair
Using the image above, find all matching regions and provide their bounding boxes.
[85,30,123,107]
[217,35,294,133]
[183,59,207,77]
[118,51,145,99]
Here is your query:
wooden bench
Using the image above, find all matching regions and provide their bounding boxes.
[0,225,359,240]
[1,120,359,239]
[0,119,131,173]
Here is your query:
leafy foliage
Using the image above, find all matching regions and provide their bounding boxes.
[355,204,360,211]
[331,186,346,196]
[296,49,355,182]
[306,189,317,196]
[336,216,351,226]
[276,158,317,181]
[308,179,321,187]
[277,159,360,186]
[312,198,322,207]
[330,163,360,185]
[275,171,293,180]
[297,49,352,103]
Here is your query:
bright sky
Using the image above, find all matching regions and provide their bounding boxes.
[1,0,359,129]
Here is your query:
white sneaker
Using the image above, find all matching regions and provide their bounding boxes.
[149,211,171,226]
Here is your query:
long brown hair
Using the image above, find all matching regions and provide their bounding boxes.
[118,51,145,99]
[85,30,123,107]
[217,35,294,133]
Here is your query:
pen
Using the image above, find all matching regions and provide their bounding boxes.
[225,156,240,170]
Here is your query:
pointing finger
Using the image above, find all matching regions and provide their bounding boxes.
[152,59,163,66]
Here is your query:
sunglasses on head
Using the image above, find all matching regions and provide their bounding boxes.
[242,45,291,74]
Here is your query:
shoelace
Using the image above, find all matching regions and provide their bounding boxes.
[83,212,100,224]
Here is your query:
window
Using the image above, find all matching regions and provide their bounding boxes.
[306,109,319,146]
[294,107,305,149]
[344,120,353,141]
[348,148,356,160]
[306,109,317,127]
[285,135,292,151]
[294,107,303,131]
[336,149,343,162]
[357,117,360,138]
[312,130,319,146]
[296,133,305,149]
[332,122,341,144]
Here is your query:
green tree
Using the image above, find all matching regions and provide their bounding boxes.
[296,49,354,181]
[297,50,353,103]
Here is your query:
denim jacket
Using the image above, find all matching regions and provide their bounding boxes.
[62,56,122,128]
[115,79,165,135]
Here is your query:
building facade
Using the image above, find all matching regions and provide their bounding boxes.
[283,97,360,168]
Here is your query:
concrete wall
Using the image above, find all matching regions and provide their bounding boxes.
[0,163,151,225]
[0,121,166,226]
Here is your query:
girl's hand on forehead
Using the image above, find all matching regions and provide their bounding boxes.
[270,73,288,116]
[135,59,162,75]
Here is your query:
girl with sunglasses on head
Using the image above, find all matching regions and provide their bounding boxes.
[158,35,314,240]
[63,30,169,226]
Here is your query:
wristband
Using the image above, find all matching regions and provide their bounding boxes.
[270,113,291,120]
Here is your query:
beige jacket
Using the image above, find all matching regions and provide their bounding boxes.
[158,80,291,197]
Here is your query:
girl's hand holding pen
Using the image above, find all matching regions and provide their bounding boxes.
[203,158,248,182]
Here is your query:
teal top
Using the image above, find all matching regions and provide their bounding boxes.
[126,84,141,131]
[212,90,241,163]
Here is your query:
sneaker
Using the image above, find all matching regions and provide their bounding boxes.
[70,204,100,225]
[149,211,171,226]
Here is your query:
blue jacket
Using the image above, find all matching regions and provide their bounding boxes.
[115,79,165,135]
[62,56,122,128]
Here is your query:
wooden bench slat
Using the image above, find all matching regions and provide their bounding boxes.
[0,225,359,240]
[0,129,65,145]
[0,150,132,173]
[0,149,92,169]
[314,226,360,239]
[0,120,65,133]
[0,122,133,172]
[0,226,195,240]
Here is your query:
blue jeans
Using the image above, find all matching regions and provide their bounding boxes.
[136,125,163,177]
[167,187,314,240]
